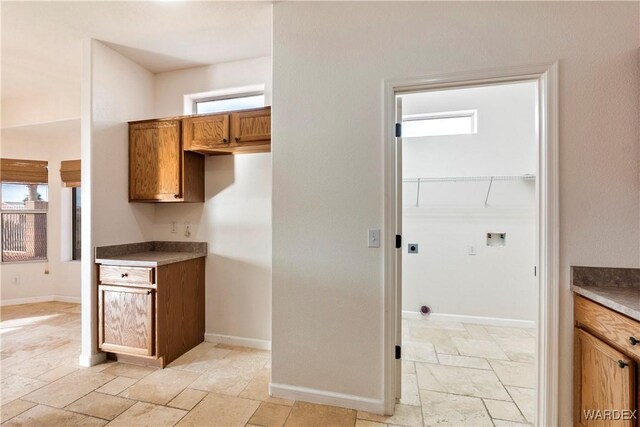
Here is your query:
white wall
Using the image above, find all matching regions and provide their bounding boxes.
[272,2,639,422]
[80,39,156,364]
[401,83,537,323]
[153,57,273,344]
[0,120,81,303]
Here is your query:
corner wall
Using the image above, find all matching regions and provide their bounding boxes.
[153,57,273,346]
[272,2,640,421]
[80,39,156,365]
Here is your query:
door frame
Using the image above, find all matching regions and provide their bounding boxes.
[382,62,559,425]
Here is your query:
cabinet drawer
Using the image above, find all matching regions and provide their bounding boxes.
[575,295,640,360]
[99,265,154,286]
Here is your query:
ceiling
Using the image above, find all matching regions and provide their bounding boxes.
[1,1,273,100]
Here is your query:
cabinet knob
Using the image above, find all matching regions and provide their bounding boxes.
[617,360,629,368]
[630,336,639,346]
[235,137,240,142]
[174,194,180,199]
[121,273,128,278]
[222,138,228,143]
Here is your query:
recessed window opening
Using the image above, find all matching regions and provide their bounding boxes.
[194,93,265,114]
[402,110,477,137]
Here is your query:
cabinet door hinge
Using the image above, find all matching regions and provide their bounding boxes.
[395,123,402,138]
[395,345,401,360]
[396,235,401,249]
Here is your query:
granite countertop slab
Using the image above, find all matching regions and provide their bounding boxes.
[95,241,207,267]
[571,266,640,321]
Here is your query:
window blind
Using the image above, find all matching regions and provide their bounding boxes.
[1,158,48,184]
[60,160,81,187]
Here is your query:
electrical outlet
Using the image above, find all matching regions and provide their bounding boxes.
[468,245,477,256]
[368,229,380,248]
[184,222,191,238]
[171,221,177,234]
[12,275,20,286]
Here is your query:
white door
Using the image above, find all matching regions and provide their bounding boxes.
[395,95,403,401]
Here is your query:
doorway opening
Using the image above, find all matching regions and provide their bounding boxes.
[383,64,559,426]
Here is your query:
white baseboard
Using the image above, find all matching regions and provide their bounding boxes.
[270,382,385,414]
[204,333,271,350]
[0,295,81,307]
[402,310,535,329]
[78,352,107,367]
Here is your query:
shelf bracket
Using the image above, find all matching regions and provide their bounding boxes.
[484,176,494,208]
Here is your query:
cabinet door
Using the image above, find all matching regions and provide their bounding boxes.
[129,120,182,201]
[183,114,230,153]
[574,328,637,427]
[99,285,154,356]
[230,107,271,148]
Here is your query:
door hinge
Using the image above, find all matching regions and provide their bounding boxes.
[534,266,537,277]
[395,123,402,138]
[395,345,401,360]
[396,235,401,249]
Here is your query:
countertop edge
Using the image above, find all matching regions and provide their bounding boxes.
[96,252,206,267]
[571,284,640,322]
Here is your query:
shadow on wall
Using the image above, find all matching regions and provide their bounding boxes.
[205,155,235,200]
[206,254,271,339]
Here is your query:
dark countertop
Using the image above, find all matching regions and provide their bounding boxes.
[95,241,207,267]
[571,266,640,321]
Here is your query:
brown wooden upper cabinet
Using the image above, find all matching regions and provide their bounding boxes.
[183,107,271,155]
[129,119,204,203]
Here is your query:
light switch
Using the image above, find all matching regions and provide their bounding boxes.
[368,229,381,248]
[468,245,477,256]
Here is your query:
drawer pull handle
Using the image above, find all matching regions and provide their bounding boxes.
[146,290,152,295]
[174,194,180,199]
[630,336,639,346]
[617,360,629,369]
[121,273,128,278]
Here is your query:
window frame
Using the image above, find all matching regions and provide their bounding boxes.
[402,109,478,137]
[0,182,49,264]
[183,84,266,115]
[72,186,81,261]
[193,92,265,115]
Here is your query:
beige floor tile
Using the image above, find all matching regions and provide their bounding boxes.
[407,319,467,332]
[406,328,460,355]
[399,374,420,406]
[422,364,511,400]
[420,390,492,426]
[402,361,415,375]
[436,353,491,370]
[1,399,36,423]
[463,324,492,340]
[484,326,533,338]
[505,386,535,423]
[37,365,78,382]
[415,362,446,392]
[248,402,292,427]
[240,373,270,401]
[119,368,200,405]
[492,419,533,426]
[488,360,536,388]
[66,392,135,420]
[483,399,526,423]
[2,404,103,426]
[356,420,388,427]
[108,401,187,427]
[96,376,138,395]
[176,393,260,427]
[168,389,207,411]
[0,376,48,405]
[403,341,438,363]
[266,397,296,406]
[451,337,509,360]
[357,403,422,427]
[100,363,156,379]
[188,367,251,396]
[22,370,114,408]
[285,401,356,427]
[493,335,535,356]
[505,352,535,364]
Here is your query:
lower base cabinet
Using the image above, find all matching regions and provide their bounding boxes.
[98,257,205,367]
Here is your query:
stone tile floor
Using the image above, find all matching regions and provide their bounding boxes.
[0,302,535,426]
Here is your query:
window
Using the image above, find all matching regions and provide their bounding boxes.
[195,93,265,114]
[72,187,81,260]
[1,183,48,262]
[402,110,477,137]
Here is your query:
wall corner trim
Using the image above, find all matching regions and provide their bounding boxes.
[78,352,106,368]
[269,382,385,414]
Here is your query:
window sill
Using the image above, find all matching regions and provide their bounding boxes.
[1,259,48,265]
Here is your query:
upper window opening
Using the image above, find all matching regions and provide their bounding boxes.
[195,94,265,115]
[402,110,477,138]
